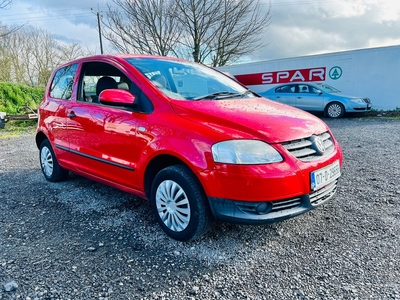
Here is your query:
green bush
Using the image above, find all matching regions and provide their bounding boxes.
[0,82,45,114]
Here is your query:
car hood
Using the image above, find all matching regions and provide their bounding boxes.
[328,92,366,99]
[170,97,328,143]
[259,90,274,96]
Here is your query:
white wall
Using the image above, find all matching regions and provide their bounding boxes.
[219,45,400,110]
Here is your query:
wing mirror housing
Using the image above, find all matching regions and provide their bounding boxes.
[99,89,137,107]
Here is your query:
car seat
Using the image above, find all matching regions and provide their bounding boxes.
[94,76,118,102]
[151,74,167,89]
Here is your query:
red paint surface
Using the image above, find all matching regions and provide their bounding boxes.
[37,55,342,205]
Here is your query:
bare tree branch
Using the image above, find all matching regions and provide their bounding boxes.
[173,0,223,62]
[0,23,25,38]
[0,1,26,38]
[102,0,181,56]
[102,0,271,66]
[0,25,91,86]
[208,0,271,66]
[0,0,12,9]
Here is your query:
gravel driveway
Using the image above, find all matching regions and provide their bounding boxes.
[1,118,399,300]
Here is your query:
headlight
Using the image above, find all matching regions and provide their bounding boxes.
[211,140,283,164]
[350,98,365,104]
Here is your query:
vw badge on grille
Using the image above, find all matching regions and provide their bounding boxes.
[311,135,325,155]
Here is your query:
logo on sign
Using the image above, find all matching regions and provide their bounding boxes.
[234,67,326,86]
[261,67,326,84]
[329,66,342,80]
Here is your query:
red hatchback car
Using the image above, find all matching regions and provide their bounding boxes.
[36,55,343,241]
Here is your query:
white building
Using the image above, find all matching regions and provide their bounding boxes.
[219,45,400,110]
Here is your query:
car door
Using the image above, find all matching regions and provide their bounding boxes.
[271,84,297,107]
[44,63,79,167]
[295,84,325,112]
[66,61,143,191]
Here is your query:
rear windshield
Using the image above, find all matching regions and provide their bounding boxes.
[316,83,340,93]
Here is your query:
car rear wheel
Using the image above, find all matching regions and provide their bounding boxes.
[39,140,69,182]
[150,165,211,241]
[325,102,345,118]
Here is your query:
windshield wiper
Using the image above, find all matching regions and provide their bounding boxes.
[240,90,254,98]
[193,91,242,100]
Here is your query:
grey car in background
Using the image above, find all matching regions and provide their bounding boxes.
[260,82,372,118]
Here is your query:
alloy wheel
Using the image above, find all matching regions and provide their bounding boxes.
[327,103,343,118]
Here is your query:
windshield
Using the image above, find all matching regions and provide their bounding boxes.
[316,83,341,93]
[126,58,256,100]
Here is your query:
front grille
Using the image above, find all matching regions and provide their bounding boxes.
[310,179,338,205]
[282,131,334,162]
[271,197,302,212]
[235,197,302,215]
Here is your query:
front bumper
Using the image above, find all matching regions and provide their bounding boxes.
[349,103,372,112]
[352,106,372,112]
[208,179,338,225]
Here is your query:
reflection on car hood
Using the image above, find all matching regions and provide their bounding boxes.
[170,97,328,143]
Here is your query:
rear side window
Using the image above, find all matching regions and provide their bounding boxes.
[275,85,295,93]
[50,64,78,100]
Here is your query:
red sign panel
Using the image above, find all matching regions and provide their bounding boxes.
[235,67,326,85]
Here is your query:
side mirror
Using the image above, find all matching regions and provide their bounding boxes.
[99,89,136,107]
[316,89,323,95]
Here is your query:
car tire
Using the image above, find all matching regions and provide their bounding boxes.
[150,165,211,241]
[39,139,69,182]
[325,102,345,118]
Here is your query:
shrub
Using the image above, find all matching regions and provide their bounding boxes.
[0,82,45,114]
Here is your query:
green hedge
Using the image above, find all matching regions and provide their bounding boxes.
[0,82,45,114]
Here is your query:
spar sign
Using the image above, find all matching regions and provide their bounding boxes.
[234,67,326,85]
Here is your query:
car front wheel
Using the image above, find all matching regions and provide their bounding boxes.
[150,165,211,241]
[39,139,69,182]
[325,102,345,118]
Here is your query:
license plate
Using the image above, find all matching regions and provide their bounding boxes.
[310,160,341,190]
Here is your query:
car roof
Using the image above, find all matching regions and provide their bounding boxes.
[65,54,186,65]
[54,54,193,74]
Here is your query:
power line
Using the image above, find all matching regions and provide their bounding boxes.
[261,0,348,7]
[0,0,348,24]
[1,13,93,24]
[1,6,108,24]
[1,8,91,18]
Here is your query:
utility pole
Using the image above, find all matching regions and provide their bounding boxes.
[92,6,104,54]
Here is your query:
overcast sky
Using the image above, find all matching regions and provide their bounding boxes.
[2,0,400,63]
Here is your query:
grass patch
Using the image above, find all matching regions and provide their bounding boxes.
[361,108,400,119]
[0,120,37,138]
[358,110,400,120]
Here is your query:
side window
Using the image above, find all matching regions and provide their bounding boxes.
[77,61,153,113]
[309,86,320,94]
[50,64,78,100]
[79,62,135,104]
[276,85,294,93]
[299,84,310,93]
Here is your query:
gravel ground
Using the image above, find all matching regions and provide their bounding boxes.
[0,117,399,300]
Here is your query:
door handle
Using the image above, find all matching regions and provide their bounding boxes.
[297,97,302,99]
[67,111,76,118]
[276,96,281,99]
